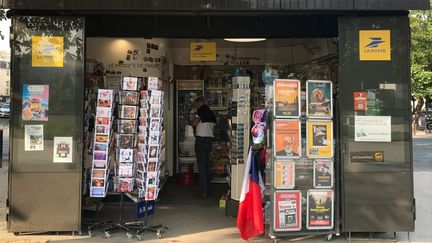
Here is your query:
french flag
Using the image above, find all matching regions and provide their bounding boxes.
[236,148,264,240]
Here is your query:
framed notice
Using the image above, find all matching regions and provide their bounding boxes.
[274,190,302,232]
[354,116,391,142]
[306,80,332,119]
[307,189,334,230]
[306,120,333,158]
[274,160,295,189]
[274,120,301,158]
[273,79,301,118]
[313,160,333,188]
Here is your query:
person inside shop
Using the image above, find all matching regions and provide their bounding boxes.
[276,135,298,157]
[189,97,216,199]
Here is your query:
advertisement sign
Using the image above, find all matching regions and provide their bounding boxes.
[22,84,49,121]
[306,120,333,158]
[32,36,64,67]
[53,137,73,163]
[354,116,391,142]
[353,92,367,111]
[307,189,334,230]
[359,30,391,61]
[274,160,295,189]
[274,120,301,158]
[313,160,333,188]
[190,42,216,61]
[273,79,301,118]
[306,80,332,119]
[350,151,384,163]
[274,190,302,232]
[24,125,44,151]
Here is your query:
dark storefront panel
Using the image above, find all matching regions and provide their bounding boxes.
[2,0,429,11]
[339,16,414,232]
[8,16,84,232]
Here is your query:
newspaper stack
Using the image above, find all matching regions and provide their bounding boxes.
[114,76,141,193]
[136,77,164,200]
[90,89,114,198]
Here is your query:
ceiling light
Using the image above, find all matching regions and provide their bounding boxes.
[224,38,266,43]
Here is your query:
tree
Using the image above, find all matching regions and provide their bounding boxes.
[0,10,7,40]
[410,4,432,128]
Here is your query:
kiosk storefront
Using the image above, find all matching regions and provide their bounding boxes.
[3,0,429,240]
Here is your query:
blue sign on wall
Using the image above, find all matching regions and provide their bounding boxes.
[136,201,155,219]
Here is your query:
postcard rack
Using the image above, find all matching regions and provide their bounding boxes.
[267,79,340,242]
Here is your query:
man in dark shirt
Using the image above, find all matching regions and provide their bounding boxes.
[189,97,216,199]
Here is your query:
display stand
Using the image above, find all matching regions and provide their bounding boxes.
[103,193,140,239]
[86,199,114,237]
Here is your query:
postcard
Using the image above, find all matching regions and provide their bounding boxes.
[122,76,139,91]
[93,160,108,169]
[95,134,109,143]
[94,151,108,161]
[145,186,156,200]
[24,124,44,151]
[92,178,105,187]
[96,117,110,125]
[98,89,114,99]
[118,163,134,177]
[92,169,106,178]
[119,91,140,105]
[137,162,146,172]
[97,98,113,108]
[53,136,73,163]
[96,107,112,117]
[95,125,110,135]
[119,120,137,134]
[94,142,108,152]
[118,178,134,192]
[120,105,138,120]
[119,148,134,163]
[148,145,159,159]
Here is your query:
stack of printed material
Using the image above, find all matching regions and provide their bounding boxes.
[136,77,164,201]
[90,89,114,198]
[114,76,140,193]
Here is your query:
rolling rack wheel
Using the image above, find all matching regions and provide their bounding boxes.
[126,231,133,239]
[104,231,111,239]
[13,232,20,236]
[136,234,144,241]
[156,229,162,239]
[325,234,333,241]
[88,230,92,237]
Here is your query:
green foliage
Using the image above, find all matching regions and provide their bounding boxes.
[410,5,432,100]
[0,10,8,40]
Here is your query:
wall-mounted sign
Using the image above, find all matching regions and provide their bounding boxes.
[350,151,384,163]
[353,92,367,111]
[32,36,64,67]
[190,42,216,61]
[354,116,391,142]
[359,30,391,61]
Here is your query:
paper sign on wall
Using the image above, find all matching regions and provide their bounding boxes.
[24,125,44,151]
[190,42,216,61]
[353,92,367,111]
[354,116,391,142]
[32,36,64,67]
[359,30,391,61]
[53,137,73,163]
[22,84,49,121]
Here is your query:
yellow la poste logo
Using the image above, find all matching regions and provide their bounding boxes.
[359,30,391,61]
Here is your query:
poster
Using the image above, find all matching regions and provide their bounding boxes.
[274,190,302,232]
[306,80,332,118]
[24,125,44,151]
[313,160,333,188]
[274,120,301,158]
[306,120,333,158]
[307,189,334,230]
[354,116,391,142]
[274,160,295,189]
[273,79,301,118]
[32,36,64,67]
[22,84,49,121]
[353,92,367,111]
[53,136,73,163]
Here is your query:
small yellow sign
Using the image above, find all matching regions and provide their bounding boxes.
[359,30,391,61]
[32,36,64,67]
[190,42,216,62]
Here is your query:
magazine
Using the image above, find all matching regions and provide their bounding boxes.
[273,79,301,118]
[307,189,334,230]
[306,80,332,119]
[274,120,301,158]
[306,120,333,158]
[274,190,302,231]
[313,160,333,188]
[274,160,295,189]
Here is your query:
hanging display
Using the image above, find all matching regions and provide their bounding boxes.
[306,189,334,230]
[306,80,332,119]
[274,119,301,158]
[306,120,333,158]
[273,79,301,118]
[274,160,295,189]
[273,190,302,232]
[313,160,333,188]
